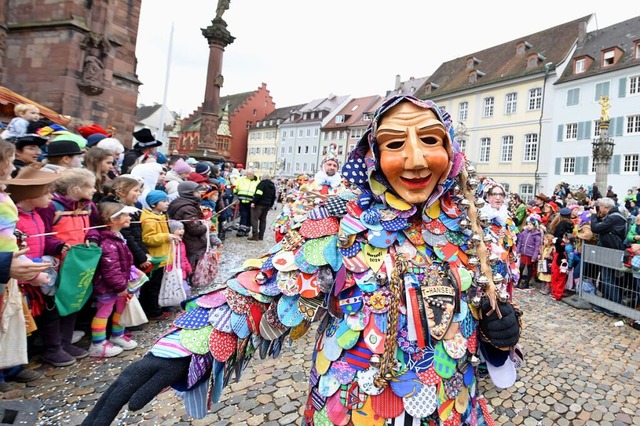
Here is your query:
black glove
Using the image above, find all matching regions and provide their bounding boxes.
[82,354,190,426]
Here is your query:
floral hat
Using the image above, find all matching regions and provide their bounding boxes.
[341,95,464,208]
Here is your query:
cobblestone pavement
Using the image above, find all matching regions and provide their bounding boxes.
[4,209,640,425]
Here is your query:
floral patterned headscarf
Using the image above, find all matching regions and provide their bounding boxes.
[341,95,464,207]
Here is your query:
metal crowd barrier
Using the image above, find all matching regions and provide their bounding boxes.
[579,244,640,320]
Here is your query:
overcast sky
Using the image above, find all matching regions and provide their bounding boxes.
[135,0,633,117]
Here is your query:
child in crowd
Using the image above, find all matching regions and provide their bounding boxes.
[37,168,100,360]
[83,147,115,203]
[515,214,542,289]
[168,220,192,297]
[538,233,555,294]
[140,190,179,319]
[10,167,76,367]
[1,103,40,140]
[0,142,49,392]
[563,233,578,293]
[167,181,208,270]
[89,202,138,358]
[102,177,151,274]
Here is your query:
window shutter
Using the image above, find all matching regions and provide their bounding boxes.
[557,125,564,142]
[583,121,592,140]
[612,155,621,174]
[575,157,584,174]
[615,116,624,137]
[577,122,585,140]
[555,158,561,174]
[582,156,590,174]
[619,78,627,98]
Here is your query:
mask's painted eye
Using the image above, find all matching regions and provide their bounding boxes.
[384,141,404,150]
[421,137,439,145]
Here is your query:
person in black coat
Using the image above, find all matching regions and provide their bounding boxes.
[248,174,276,241]
[167,181,208,269]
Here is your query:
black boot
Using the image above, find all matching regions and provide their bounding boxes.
[60,314,89,359]
[39,319,76,367]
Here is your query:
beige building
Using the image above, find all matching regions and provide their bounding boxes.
[416,15,593,200]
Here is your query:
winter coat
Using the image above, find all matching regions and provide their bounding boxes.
[551,219,574,259]
[121,149,143,174]
[591,207,628,250]
[93,229,134,296]
[100,195,149,267]
[252,179,276,207]
[167,196,208,267]
[515,228,542,259]
[37,193,100,251]
[167,241,192,280]
[141,209,171,267]
[626,223,640,245]
[164,170,184,201]
[0,193,19,292]
[16,207,59,259]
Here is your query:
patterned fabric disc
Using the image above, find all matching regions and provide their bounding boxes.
[433,341,457,379]
[403,383,438,418]
[277,295,304,327]
[179,325,213,355]
[356,367,384,396]
[208,328,237,362]
[173,307,210,330]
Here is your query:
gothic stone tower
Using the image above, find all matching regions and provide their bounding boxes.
[0,0,142,145]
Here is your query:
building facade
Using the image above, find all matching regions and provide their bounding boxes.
[0,0,142,145]
[549,16,640,196]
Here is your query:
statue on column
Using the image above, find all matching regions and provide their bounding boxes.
[599,96,610,122]
[215,0,231,19]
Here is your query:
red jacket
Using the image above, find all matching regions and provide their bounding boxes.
[93,229,134,296]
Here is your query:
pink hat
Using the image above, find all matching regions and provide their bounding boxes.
[173,158,192,174]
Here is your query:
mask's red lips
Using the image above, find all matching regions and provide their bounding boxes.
[399,175,432,189]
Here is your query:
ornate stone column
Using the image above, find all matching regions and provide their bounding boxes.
[592,96,614,192]
[199,17,235,153]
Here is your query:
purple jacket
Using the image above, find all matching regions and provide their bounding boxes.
[516,228,542,259]
[93,229,134,296]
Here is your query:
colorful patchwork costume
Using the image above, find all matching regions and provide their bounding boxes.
[84,96,522,426]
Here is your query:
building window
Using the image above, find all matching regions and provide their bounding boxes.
[636,42,640,59]
[505,93,517,114]
[331,131,336,140]
[594,121,602,137]
[482,97,494,117]
[622,154,639,174]
[312,146,317,154]
[306,129,311,137]
[565,123,578,140]
[528,88,543,110]
[479,138,491,163]
[303,163,307,171]
[288,146,292,154]
[335,115,345,124]
[523,133,538,162]
[295,163,300,172]
[627,115,640,134]
[458,139,466,153]
[289,130,294,137]
[575,58,585,73]
[566,88,580,106]
[501,183,510,193]
[338,145,344,155]
[311,112,315,119]
[298,129,303,137]
[603,50,615,66]
[305,146,309,154]
[314,128,319,136]
[591,158,597,174]
[520,184,534,202]
[280,147,285,155]
[500,136,513,162]
[458,102,468,121]
[297,146,301,154]
[562,157,576,174]
[629,75,640,96]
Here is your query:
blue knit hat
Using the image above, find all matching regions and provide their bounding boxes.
[146,190,168,207]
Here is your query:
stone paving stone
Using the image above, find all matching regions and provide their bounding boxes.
[10,212,639,425]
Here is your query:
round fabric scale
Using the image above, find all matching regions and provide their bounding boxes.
[356,367,384,396]
[403,383,438,418]
[417,367,441,386]
[371,386,404,419]
[329,360,356,384]
[390,369,423,398]
[433,341,457,379]
[178,325,213,355]
[443,332,468,359]
[208,328,237,361]
[318,370,341,397]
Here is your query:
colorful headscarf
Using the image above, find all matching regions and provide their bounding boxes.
[341,95,464,207]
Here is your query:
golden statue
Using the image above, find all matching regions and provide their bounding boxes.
[215,0,230,19]
[599,95,610,122]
